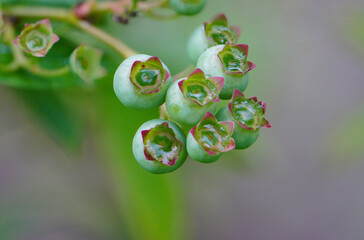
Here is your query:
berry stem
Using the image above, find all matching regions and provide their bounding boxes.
[2,5,138,58]
[171,65,195,82]
[28,65,70,77]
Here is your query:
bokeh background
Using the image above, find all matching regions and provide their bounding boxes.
[1,0,364,239]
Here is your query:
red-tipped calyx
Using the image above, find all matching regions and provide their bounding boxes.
[14,19,59,57]
[204,13,240,46]
[142,122,183,166]
[228,89,271,131]
[218,43,256,75]
[130,56,170,94]
[191,112,235,155]
[179,68,225,106]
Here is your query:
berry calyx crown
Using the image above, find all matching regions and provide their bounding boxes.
[130,56,170,94]
[204,13,241,46]
[228,89,271,131]
[190,112,235,155]
[218,43,256,76]
[178,68,224,106]
[142,122,183,166]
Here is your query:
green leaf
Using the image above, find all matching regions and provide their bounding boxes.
[132,0,139,10]
[15,89,83,152]
[340,10,364,55]
[93,88,187,240]
[323,109,364,166]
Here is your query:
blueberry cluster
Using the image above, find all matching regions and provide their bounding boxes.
[114,14,271,174]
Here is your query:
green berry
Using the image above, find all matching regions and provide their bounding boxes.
[169,0,206,16]
[165,68,224,126]
[187,112,235,163]
[187,14,241,64]
[14,19,59,57]
[133,119,188,174]
[114,54,172,110]
[197,43,256,99]
[70,44,106,83]
[216,89,271,149]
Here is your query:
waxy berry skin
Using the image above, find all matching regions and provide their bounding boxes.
[187,25,207,65]
[197,43,256,100]
[169,0,206,16]
[165,69,224,127]
[133,119,187,174]
[187,112,235,163]
[114,54,172,110]
[216,90,271,149]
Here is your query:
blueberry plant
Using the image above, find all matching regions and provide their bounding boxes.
[1,0,270,174]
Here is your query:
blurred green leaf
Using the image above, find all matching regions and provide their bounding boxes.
[0,36,85,89]
[345,10,364,54]
[15,89,83,152]
[93,88,187,240]
[324,109,364,165]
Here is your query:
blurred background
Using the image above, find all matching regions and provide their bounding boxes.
[1,0,364,239]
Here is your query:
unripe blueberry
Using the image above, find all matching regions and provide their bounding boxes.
[169,0,206,16]
[165,68,224,126]
[187,112,235,163]
[197,43,256,99]
[114,54,172,110]
[216,89,271,149]
[70,44,106,83]
[133,119,187,174]
[187,14,241,64]
[14,19,59,57]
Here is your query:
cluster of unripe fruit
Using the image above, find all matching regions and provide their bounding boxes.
[114,14,271,174]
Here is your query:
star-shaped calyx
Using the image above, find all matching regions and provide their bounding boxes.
[228,89,271,131]
[191,112,235,155]
[178,68,224,106]
[218,43,256,76]
[130,56,170,94]
[204,13,241,46]
[14,19,59,57]
[142,122,183,166]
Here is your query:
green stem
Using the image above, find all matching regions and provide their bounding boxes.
[0,61,18,72]
[172,65,195,82]
[2,6,138,58]
[27,65,70,77]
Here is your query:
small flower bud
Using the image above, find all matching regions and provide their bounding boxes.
[14,19,59,57]
[70,44,106,83]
